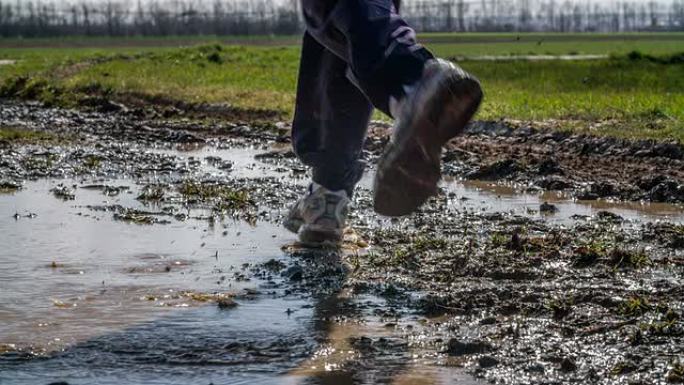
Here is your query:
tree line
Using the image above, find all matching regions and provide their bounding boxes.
[0,0,683,37]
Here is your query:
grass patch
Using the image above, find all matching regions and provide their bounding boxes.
[178,181,253,213]
[619,296,652,317]
[572,239,609,268]
[611,361,638,376]
[0,181,21,194]
[667,360,684,383]
[1,34,683,140]
[179,181,248,201]
[0,126,54,143]
[137,185,166,202]
[609,248,651,270]
[546,296,574,320]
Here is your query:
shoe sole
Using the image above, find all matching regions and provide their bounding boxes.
[373,60,483,217]
[299,225,344,245]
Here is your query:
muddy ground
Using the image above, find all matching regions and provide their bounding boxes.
[1,99,683,385]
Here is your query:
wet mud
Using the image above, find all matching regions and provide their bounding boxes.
[0,100,683,385]
[444,120,684,203]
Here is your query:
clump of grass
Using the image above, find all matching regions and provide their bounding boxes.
[180,181,239,199]
[82,154,102,169]
[611,361,637,376]
[619,296,652,317]
[74,80,114,96]
[546,296,574,320]
[213,198,253,214]
[640,307,681,337]
[0,181,21,194]
[178,181,253,213]
[412,235,450,252]
[572,239,609,268]
[667,360,684,383]
[112,208,169,225]
[137,185,166,202]
[0,76,66,107]
[610,248,651,270]
[490,232,509,249]
[0,125,54,143]
[625,50,684,65]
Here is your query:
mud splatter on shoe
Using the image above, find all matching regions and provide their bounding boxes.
[374,59,483,217]
[284,183,350,244]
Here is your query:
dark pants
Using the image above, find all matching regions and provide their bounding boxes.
[293,0,434,196]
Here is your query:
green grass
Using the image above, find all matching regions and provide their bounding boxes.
[3,32,683,56]
[0,125,55,142]
[1,33,683,141]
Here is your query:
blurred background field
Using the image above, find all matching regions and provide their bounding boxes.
[1,32,683,140]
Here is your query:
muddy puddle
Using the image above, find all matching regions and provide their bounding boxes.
[0,149,484,384]
[1,101,684,385]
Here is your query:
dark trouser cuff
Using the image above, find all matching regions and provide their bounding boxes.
[311,159,365,198]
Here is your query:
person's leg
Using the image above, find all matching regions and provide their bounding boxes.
[302,0,433,116]
[284,31,373,243]
[301,0,483,217]
[291,0,482,226]
[292,32,373,197]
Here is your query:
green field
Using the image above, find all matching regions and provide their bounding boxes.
[1,33,683,140]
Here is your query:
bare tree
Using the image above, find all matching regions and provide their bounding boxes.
[0,0,682,37]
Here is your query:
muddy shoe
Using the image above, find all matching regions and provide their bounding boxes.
[374,59,483,217]
[284,183,350,244]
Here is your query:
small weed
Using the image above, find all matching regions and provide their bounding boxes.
[619,296,652,317]
[179,181,248,202]
[412,235,450,252]
[83,155,102,169]
[611,361,637,376]
[137,185,166,202]
[572,239,609,268]
[547,296,574,320]
[212,194,252,213]
[178,181,253,214]
[667,360,684,383]
[490,232,509,249]
[610,248,651,270]
[0,181,21,194]
[641,308,682,337]
[0,126,54,143]
[113,208,165,225]
[75,81,114,96]
[0,76,29,97]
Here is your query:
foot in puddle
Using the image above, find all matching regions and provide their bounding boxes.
[283,182,350,245]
